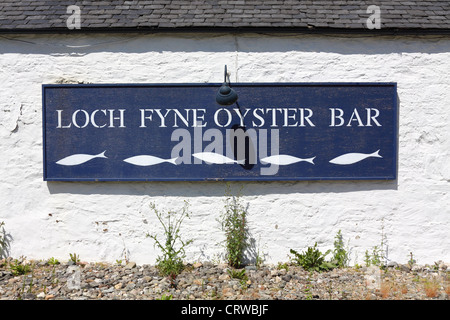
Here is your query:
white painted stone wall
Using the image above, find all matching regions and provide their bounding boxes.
[0,32,449,266]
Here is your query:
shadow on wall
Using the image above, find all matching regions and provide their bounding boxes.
[0,222,12,259]
[46,179,398,197]
[1,33,450,56]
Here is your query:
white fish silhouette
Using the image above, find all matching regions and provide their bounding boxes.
[123,155,178,166]
[260,155,315,165]
[329,150,382,165]
[192,152,245,165]
[56,151,107,166]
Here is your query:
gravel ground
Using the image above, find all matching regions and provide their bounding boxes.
[0,258,449,301]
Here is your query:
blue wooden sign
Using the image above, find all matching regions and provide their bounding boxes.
[42,83,397,181]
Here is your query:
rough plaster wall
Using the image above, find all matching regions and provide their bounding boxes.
[0,33,448,266]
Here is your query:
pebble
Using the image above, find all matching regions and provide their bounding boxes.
[0,258,449,300]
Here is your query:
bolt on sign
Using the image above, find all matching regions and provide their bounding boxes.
[42,83,397,181]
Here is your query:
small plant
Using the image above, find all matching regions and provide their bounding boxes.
[365,220,388,267]
[0,221,11,259]
[354,264,362,270]
[147,201,193,278]
[326,280,334,299]
[69,253,80,264]
[207,287,221,300]
[227,268,248,281]
[364,243,386,267]
[158,293,173,300]
[218,184,249,268]
[290,243,335,272]
[0,221,6,253]
[364,246,383,267]
[304,272,314,300]
[19,272,36,299]
[254,236,266,269]
[277,262,289,271]
[331,230,349,268]
[227,268,249,289]
[47,257,60,265]
[407,252,416,268]
[9,258,32,276]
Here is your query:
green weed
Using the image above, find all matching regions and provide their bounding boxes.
[9,258,32,276]
[331,230,349,268]
[47,257,60,266]
[69,253,80,264]
[147,201,193,278]
[218,184,249,268]
[290,243,335,272]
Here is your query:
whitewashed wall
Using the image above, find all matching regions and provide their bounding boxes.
[0,32,448,266]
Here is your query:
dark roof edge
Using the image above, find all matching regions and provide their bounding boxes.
[1,26,450,36]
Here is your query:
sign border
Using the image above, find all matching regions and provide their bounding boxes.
[42,82,398,182]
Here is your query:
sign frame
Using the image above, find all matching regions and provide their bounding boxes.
[42,82,398,182]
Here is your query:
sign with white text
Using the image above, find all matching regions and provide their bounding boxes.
[42,83,397,181]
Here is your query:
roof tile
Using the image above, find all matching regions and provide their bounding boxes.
[0,0,448,33]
